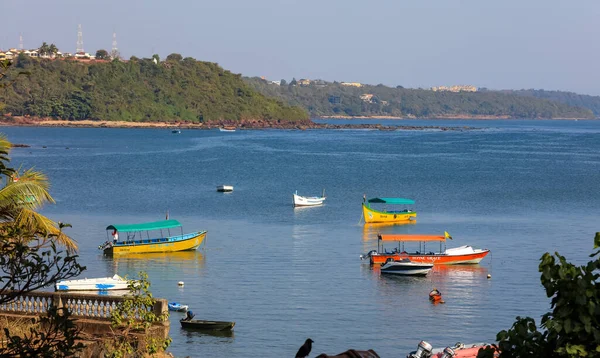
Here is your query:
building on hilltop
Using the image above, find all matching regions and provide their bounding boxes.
[431,85,477,93]
[341,82,363,87]
[360,94,374,103]
[298,79,312,86]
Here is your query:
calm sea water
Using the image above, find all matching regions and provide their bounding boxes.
[2,119,599,357]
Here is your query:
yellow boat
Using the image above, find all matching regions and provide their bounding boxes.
[100,219,206,255]
[362,197,417,224]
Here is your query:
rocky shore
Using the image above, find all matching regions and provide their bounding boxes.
[0,116,477,131]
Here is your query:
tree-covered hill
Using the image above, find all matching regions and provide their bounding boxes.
[245,78,595,119]
[492,88,600,117]
[0,55,309,123]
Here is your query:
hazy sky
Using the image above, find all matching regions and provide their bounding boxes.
[2,0,599,95]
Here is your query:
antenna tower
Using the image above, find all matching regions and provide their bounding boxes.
[111,32,119,59]
[76,24,84,53]
[19,33,23,50]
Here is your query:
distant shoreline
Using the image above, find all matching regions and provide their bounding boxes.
[316,115,590,120]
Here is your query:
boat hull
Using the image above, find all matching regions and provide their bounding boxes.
[217,185,233,192]
[55,274,129,291]
[362,204,416,223]
[293,193,326,207]
[380,261,433,276]
[104,231,206,255]
[370,250,490,265]
[180,319,235,331]
[168,303,189,312]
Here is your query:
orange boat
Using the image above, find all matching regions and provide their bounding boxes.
[360,232,490,265]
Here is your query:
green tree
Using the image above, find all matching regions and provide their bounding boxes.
[107,271,171,357]
[280,79,287,86]
[0,135,78,251]
[151,54,160,64]
[166,53,183,62]
[48,43,58,56]
[478,233,600,358]
[38,42,50,56]
[95,49,110,60]
[0,133,86,356]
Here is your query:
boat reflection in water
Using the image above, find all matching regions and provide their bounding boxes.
[362,221,417,238]
[180,327,235,339]
[102,250,206,277]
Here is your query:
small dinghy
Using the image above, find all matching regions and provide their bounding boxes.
[55,274,130,292]
[380,258,433,276]
[217,185,233,192]
[168,302,189,312]
[179,310,235,331]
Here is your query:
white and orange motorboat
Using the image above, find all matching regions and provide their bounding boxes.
[407,340,499,358]
[360,232,490,265]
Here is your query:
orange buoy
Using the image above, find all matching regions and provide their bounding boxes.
[429,288,445,304]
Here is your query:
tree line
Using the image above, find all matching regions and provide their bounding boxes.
[0,54,309,123]
[245,78,595,119]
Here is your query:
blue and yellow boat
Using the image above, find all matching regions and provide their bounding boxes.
[362,197,417,224]
[100,219,206,255]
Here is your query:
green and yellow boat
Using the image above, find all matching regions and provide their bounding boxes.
[362,197,417,224]
[100,219,206,255]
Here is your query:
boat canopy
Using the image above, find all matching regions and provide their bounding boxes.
[106,220,182,232]
[378,234,445,242]
[367,198,415,205]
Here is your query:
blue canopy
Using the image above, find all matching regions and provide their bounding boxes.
[367,198,415,205]
[106,220,182,232]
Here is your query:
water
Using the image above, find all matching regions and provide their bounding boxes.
[3,120,599,357]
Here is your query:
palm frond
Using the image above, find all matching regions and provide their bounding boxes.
[14,208,78,252]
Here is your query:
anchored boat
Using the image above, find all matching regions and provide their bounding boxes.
[293,189,326,207]
[99,219,206,255]
[55,274,130,292]
[380,258,433,276]
[217,185,234,192]
[361,232,489,265]
[362,197,416,223]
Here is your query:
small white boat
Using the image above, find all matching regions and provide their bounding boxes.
[219,126,236,132]
[55,274,130,291]
[217,185,234,192]
[168,302,189,312]
[380,258,433,276]
[293,189,326,207]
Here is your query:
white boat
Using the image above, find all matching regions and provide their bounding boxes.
[55,274,130,291]
[217,185,234,192]
[293,190,326,207]
[219,126,236,132]
[380,258,433,276]
[168,302,189,312]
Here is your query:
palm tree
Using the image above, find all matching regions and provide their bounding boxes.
[38,42,50,56]
[0,135,77,251]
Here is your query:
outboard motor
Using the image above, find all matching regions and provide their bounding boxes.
[359,250,377,260]
[407,341,433,358]
[440,347,455,358]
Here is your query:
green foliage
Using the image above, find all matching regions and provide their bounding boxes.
[0,56,308,123]
[95,49,110,60]
[0,131,85,356]
[478,233,600,358]
[2,306,84,357]
[503,89,600,117]
[107,271,171,358]
[245,78,594,119]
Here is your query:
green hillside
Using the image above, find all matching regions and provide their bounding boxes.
[245,78,594,119]
[493,88,600,117]
[0,55,309,123]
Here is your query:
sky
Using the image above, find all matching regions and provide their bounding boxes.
[2,0,599,96]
